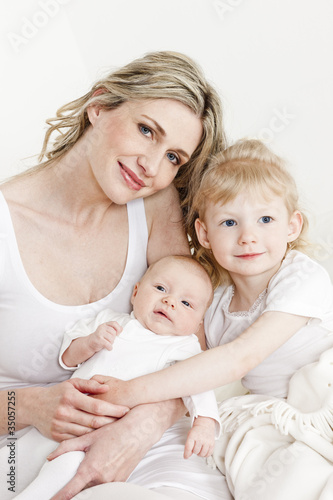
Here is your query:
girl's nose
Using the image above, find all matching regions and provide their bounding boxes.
[238,226,257,245]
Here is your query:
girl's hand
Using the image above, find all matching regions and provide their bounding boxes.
[90,375,138,408]
[19,378,129,441]
[88,321,122,353]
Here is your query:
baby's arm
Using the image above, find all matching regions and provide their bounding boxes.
[97,311,309,406]
[62,321,122,367]
[184,416,216,459]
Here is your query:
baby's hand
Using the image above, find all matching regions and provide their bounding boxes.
[88,321,122,354]
[184,416,216,459]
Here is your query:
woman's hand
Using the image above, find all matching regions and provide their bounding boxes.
[48,400,186,500]
[17,378,129,441]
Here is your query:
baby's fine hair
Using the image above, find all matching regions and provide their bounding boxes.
[188,139,310,288]
[30,51,225,210]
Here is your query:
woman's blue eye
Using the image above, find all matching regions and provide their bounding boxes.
[182,300,191,307]
[156,285,166,292]
[259,216,272,224]
[222,219,236,227]
[140,125,152,137]
[166,152,180,165]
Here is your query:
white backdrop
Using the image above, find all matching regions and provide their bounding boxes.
[1,0,333,277]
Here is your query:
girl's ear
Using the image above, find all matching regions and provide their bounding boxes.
[131,283,140,305]
[195,218,211,249]
[287,210,303,243]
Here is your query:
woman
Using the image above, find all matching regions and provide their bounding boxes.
[0,51,226,499]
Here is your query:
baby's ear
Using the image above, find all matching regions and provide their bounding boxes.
[288,210,303,243]
[131,283,140,305]
[195,218,211,249]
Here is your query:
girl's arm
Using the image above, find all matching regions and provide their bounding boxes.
[102,311,309,407]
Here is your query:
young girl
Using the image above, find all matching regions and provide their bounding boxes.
[68,139,333,409]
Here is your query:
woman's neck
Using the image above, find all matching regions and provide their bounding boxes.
[8,141,113,226]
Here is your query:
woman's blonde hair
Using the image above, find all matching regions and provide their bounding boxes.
[24,51,226,208]
[189,139,310,288]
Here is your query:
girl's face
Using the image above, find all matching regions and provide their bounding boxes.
[86,99,203,204]
[195,191,302,284]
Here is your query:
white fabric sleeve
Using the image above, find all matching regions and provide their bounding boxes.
[164,338,221,437]
[182,393,221,438]
[264,252,333,322]
[59,309,130,370]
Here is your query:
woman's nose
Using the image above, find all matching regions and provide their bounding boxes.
[137,150,162,177]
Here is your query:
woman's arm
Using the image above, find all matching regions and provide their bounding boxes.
[0,379,128,440]
[48,399,186,500]
[145,184,190,263]
[101,311,310,407]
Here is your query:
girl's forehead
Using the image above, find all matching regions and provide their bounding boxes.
[206,190,286,214]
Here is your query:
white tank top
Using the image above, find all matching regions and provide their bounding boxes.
[0,191,148,390]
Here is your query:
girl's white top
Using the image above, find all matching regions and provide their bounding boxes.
[204,250,333,398]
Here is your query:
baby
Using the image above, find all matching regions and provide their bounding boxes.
[14,255,220,500]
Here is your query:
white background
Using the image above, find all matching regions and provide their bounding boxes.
[1,0,333,277]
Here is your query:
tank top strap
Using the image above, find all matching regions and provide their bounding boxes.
[126,197,148,274]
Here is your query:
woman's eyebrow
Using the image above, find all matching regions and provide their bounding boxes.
[142,114,190,160]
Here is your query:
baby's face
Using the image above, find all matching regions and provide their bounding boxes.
[131,259,212,336]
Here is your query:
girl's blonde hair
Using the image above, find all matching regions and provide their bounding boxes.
[23,51,226,209]
[188,139,310,288]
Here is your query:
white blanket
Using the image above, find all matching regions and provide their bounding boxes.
[212,347,333,500]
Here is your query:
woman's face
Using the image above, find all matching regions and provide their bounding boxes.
[86,99,203,204]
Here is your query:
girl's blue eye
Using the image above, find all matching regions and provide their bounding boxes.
[140,125,152,137]
[259,216,272,224]
[182,300,191,307]
[222,219,236,227]
[156,285,166,292]
[166,152,180,166]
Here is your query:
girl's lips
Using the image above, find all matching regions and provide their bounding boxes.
[119,162,146,191]
[236,253,264,260]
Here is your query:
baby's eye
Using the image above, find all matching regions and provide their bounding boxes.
[222,219,236,227]
[139,125,153,138]
[259,216,272,224]
[166,152,180,166]
[181,300,191,307]
[156,285,166,292]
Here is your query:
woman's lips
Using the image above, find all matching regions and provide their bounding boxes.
[119,162,146,191]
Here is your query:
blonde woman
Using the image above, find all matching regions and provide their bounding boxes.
[0,51,225,499]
